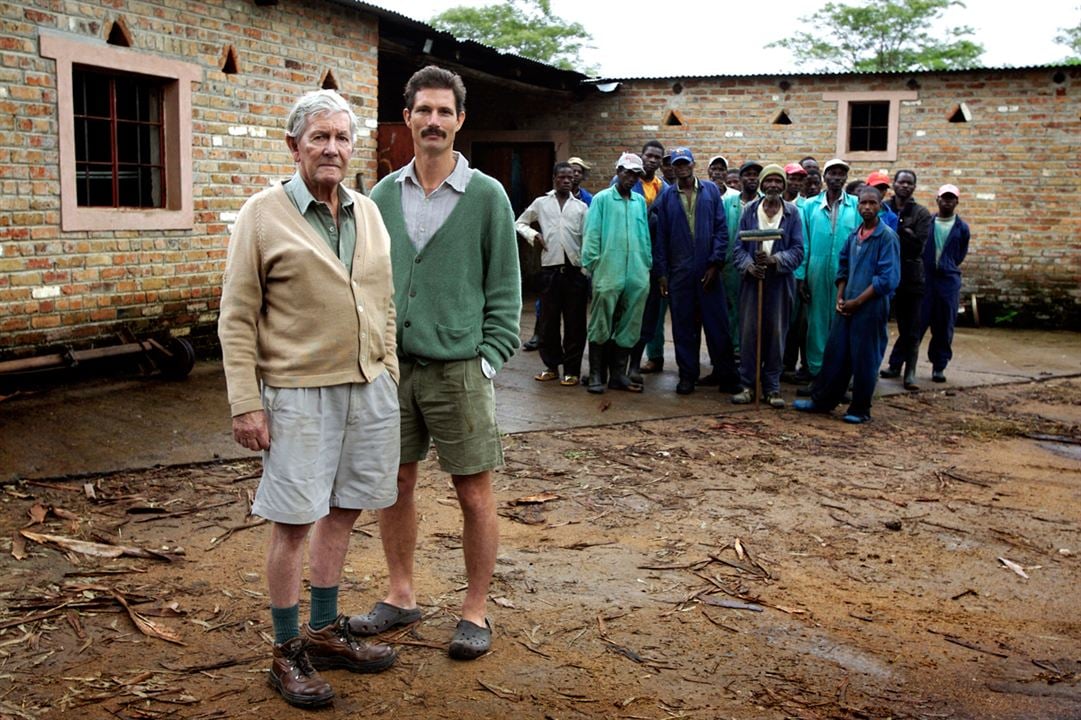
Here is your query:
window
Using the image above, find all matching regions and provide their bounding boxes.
[39,29,202,231]
[73,68,165,208]
[848,101,889,152]
[822,90,917,162]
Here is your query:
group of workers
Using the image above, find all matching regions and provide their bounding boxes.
[517,143,970,424]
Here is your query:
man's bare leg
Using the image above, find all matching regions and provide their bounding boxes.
[452,470,497,626]
[377,461,419,609]
[266,521,312,609]
[309,507,362,588]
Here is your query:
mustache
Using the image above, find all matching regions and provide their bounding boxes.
[421,127,446,138]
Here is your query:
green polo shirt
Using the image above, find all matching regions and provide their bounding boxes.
[283,171,356,274]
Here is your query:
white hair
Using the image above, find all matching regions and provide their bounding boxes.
[285,89,358,140]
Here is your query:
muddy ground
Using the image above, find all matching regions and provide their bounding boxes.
[1,378,1079,720]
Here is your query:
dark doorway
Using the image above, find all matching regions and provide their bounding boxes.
[470,142,554,217]
[471,142,555,289]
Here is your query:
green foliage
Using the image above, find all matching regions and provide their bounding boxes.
[430,0,594,73]
[767,0,984,72]
[1055,8,1081,63]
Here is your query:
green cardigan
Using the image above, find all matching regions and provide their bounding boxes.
[371,168,521,371]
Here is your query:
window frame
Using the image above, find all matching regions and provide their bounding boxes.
[40,29,202,231]
[822,90,917,163]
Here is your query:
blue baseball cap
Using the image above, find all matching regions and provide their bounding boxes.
[670,147,695,164]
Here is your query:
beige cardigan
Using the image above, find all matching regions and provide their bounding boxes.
[218,182,398,417]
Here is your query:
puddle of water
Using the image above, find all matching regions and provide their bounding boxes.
[1039,442,1081,462]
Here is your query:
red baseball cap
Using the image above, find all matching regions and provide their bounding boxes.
[866,171,891,188]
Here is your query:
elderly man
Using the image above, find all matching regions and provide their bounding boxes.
[653,147,738,395]
[714,160,763,372]
[219,89,399,708]
[583,152,652,393]
[731,164,805,407]
[355,66,521,661]
[796,158,860,391]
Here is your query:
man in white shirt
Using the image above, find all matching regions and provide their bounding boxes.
[516,161,590,385]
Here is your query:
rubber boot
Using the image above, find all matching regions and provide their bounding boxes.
[627,341,645,385]
[903,351,919,390]
[608,344,643,392]
[587,342,607,394]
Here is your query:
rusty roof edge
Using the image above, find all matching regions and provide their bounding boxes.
[329,0,589,83]
[584,62,1080,84]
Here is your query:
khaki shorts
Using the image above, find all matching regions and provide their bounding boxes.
[251,373,400,525]
[399,358,503,475]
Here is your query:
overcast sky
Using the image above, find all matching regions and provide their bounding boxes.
[368,0,1080,77]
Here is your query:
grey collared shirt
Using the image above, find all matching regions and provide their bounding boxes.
[283,171,356,273]
[396,152,475,254]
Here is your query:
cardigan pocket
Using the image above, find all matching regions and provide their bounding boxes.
[435,323,479,356]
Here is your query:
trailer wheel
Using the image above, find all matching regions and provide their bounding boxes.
[161,337,196,379]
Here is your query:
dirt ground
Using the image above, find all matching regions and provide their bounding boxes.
[1,377,1079,720]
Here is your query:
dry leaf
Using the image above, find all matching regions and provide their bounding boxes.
[82,483,96,500]
[734,537,745,561]
[53,507,81,521]
[111,591,185,645]
[491,596,516,609]
[26,503,47,527]
[509,493,560,505]
[997,556,1029,579]
[11,531,26,561]
[19,530,173,561]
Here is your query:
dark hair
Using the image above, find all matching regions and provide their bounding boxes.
[642,140,664,155]
[846,180,866,195]
[800,156,817,164]
[894,168,918,183]
[553,161,573,176]
[858,186,883,201]
[404,65,466,114]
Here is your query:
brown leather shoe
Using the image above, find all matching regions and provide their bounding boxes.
[640,358,663,374]
[303,614,397,673]
[269,637,334,708]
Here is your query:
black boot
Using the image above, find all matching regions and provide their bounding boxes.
[587,342,607,394]
[608,345,643,392]
[903,351,919,390]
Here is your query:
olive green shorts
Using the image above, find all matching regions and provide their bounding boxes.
[398,358,503,475]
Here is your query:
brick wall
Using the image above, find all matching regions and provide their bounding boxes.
[566,70,1081,326]
[0,0,380,356]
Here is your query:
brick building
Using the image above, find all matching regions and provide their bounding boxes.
[1,1,1077,364]
[0,0,580,363]
[568,68,1080,327]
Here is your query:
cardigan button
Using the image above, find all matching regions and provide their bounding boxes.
[404,321,411,328]
[414,256,422,264]
[409,290,416,297]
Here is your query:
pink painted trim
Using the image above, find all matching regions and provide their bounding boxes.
[822,90,918,163]
[39,29,202,231]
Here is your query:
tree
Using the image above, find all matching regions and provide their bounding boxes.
[1055,9,1081,63]
[430,0,594,73]
[768,0,984,72]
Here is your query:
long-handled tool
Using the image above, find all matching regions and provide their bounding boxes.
[738,229,783,408]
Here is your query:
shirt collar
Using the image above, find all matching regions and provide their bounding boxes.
[398,152,471,192]
[285,170,353,212]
